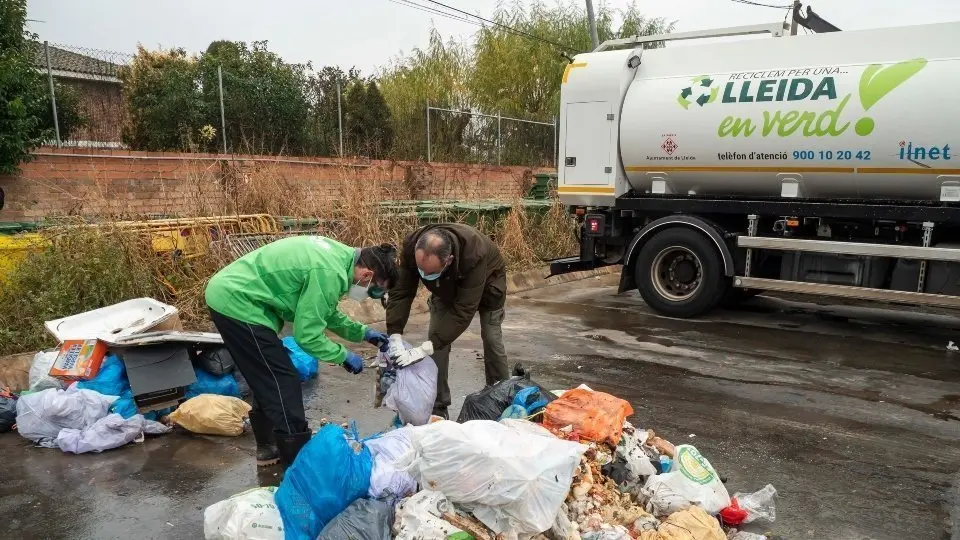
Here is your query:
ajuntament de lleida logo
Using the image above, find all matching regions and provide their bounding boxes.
[675,59,927,138]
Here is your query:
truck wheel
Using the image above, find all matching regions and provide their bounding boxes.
[635,228,728,317]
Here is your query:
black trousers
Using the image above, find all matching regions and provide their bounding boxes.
[209,309,308,435]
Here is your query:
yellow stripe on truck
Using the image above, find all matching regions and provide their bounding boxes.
[562,62,587,84]
[557,186,616,194]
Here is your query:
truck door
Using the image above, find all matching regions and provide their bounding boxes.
[563,101,614,186]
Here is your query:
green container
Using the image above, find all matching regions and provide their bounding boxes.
[0,222,42,234]
[528,173,557,200]
[279,217,321,231]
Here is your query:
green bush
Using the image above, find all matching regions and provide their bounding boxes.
[0,0,47,174]
[0,227,156,355]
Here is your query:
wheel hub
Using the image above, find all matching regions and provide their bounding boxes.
[651,246,703,301]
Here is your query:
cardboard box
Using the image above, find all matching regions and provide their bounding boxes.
[49,339,108,381]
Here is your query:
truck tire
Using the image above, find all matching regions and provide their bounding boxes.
[635,227,728,317]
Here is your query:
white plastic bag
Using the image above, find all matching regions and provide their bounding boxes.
[641,444,730,516]
[204,487,284,540]
[16,383,118,447]
[401,419,588,536]
[727,531,768,540]
[393,490,464,540]
[28,350,64,392]
[582,527,631,540]
[733,484,777,524]
[365,428,418,501]
[380,340,438,426]
[616,424,657,482]
[56,413,171,454]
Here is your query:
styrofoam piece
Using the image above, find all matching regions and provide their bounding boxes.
[45,298,179,342]
[110,331,224,346]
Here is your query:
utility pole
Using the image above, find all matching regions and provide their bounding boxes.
[790,0,800,35]
[218,65,227,154]
[585,0,599,50]
[43,42,61,147]
[336,81,344,157]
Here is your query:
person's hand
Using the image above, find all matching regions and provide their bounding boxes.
[394,349,424,368]
[363,328,389,351]
[395,341,435,369]
[343,351,364,374]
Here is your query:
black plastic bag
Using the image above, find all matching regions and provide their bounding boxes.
[195,347,235,376]
[456,365,556,423]
[317,498,393,540]
[0,396,17,433]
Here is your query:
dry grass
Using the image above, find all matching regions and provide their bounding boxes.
[0,163,577,355]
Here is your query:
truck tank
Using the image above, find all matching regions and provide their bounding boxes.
[618,21,960,201]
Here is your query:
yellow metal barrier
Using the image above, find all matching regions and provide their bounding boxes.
[0,233,52,283]
[0,214,282,280]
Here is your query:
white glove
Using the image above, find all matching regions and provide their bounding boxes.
[395,341,435,368]
[385,334,406,359]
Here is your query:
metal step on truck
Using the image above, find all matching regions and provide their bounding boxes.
[551,16,960,318]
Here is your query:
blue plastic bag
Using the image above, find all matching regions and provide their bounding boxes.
[275,424,373,540]
[499,404,528,420]
[78,355,139,418]
[77,354,172,421]
[513,386,550,413]
[282,336,319,381]
[185,368,240,399]
[77,355,127,397]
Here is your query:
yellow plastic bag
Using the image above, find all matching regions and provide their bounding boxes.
[169,394,251,436]
[636,506,725,540]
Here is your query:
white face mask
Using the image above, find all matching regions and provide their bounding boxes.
[347,276,371,302]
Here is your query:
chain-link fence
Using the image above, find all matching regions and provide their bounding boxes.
[426,105,557,168]
[34,41,557,167]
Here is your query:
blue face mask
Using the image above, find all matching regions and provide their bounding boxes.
[419,261,449,281]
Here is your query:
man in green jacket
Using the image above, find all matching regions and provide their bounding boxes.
[205,235,398,469]
[385,223,509,419]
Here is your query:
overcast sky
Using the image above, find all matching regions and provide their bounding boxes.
[27,0,960,74]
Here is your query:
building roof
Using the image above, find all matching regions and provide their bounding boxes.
[30,42,124,81]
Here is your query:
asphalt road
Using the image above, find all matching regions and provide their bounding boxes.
[1,273,958,539]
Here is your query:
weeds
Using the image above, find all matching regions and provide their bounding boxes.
[0,166,578,355]
[0,224,157,354]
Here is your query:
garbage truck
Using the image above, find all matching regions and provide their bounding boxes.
[552,19,960,317]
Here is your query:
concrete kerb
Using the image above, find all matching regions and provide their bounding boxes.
[338,264,623,326]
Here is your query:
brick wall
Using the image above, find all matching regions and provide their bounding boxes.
[0,148,549,221]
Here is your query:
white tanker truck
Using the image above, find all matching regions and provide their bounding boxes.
[553,19,960,317]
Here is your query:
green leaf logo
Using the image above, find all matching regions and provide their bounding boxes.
[855,58,927,136]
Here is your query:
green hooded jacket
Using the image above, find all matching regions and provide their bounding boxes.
[204,235,367,364]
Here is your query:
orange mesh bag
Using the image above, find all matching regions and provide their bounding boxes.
[542,388,634,445]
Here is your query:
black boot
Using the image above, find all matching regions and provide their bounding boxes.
[276,431,312,470]
[249,410,280,467]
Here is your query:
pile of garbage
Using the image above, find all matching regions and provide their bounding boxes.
[4,298,322,452]
[204,370,780,540]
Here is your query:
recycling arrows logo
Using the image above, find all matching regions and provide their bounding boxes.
[678,75,719,110]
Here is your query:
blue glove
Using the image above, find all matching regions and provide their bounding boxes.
[343,351,364,374]
[364,328,389,351]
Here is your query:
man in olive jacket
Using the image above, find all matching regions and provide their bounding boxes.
[385,223,510,418]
